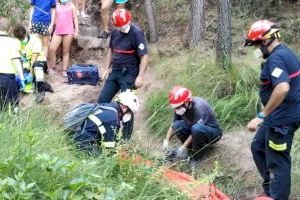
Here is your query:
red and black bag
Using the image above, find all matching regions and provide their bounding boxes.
[67,64,100,86]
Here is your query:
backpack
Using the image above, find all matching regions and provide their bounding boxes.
[62,103,119,132]
[62,103,100,132]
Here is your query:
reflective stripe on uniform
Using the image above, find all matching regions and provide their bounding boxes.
[112,48,136,54]
[102,141,116,148]
[262,69,300,85]
[269,140,287,151]
[88,114,107,134]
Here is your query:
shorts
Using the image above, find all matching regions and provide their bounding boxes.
[31,21,50,36]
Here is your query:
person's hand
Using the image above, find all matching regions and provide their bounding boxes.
[134,75,144,88]
[20,80,26,91]
[247,117,264,132]
[73,30,79,39]
[162,139,169,151]
[25,74,33,83]
[176,145,188,159]
[101,68,109,81]
[48,24,54,34]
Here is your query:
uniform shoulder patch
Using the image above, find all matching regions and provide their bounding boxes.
[271,67,283,78]
[139,43,145,50]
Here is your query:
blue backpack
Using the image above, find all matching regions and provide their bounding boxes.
[67,64,100,86]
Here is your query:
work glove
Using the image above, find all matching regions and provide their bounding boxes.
[20,80,26,91]
[176,145,188,159]
[162,139,169,151]
[25,74,33,83]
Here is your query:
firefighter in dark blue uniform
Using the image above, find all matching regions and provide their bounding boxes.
[0,17,25,112]
[98,9,148,139]
[245,20,300,200]
[74,91,139,155]
[163,86,222,165]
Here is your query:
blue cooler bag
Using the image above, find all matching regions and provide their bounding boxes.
[67,64,100,86]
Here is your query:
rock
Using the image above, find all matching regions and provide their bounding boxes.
[76,36,109,50]
[79,25,99,37]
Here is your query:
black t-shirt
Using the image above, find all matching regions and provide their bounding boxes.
[109,24,148,69]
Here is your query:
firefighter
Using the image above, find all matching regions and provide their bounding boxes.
[98,8,148,139]
[74,91,139,155]
[245,20,300,200]
[163,86,222,165]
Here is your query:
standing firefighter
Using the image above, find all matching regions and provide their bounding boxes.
[0,17,25,112]
[162,86,222,165]
[64,91,139,155]
[245,20,300,200]
[98,8,148,139]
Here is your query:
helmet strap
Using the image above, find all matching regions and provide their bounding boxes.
[185,101,192,109]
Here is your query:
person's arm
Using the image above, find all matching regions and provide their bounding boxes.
[134,28,149,88]
[48,8,55,34]
[182,135,192,148]
[247,62,290,132]
[71,3,79,38]
[262,82,289,116]
[247,83,289,132]
[101,48,112,80]
[135,54,148,88]
[12,58,24,81]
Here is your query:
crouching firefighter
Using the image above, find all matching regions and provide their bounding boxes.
[13,25,49,103]
[162,86,222,165]
[64,91,139,155]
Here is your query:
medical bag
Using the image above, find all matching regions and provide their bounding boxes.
[67,64,100,86]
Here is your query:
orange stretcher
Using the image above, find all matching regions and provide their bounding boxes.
[120,152,231,200]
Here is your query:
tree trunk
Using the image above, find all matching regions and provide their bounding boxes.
[216,0,232,69]
[145,0,158,43]
[189,0,206,48]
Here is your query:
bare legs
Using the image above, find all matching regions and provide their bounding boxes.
[101,0,113,34]
[62,35,73,74]
[49,34,73,76]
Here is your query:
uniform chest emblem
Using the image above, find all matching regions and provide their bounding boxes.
[271,67,283,78]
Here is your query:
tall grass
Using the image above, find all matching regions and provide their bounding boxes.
[145,49,260,136]
[0,107,187,199]
[0,0,30,23]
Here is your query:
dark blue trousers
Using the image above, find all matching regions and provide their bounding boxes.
[98,68,138,103]
[172,120,222,160]
[251,123,299,200]
[98,68,138,140]
[0,74,19,110]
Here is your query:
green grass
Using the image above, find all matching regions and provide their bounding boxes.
[0,107,188,199]
[0,0,30,23]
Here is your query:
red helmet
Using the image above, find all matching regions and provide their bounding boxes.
[245,20,280,46]
[112,9,131,27]
[168,86,192,108]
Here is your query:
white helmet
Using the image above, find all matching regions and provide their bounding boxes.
[115,91,139,113]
